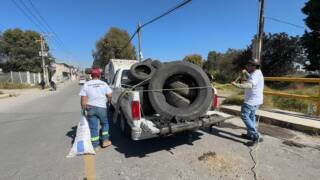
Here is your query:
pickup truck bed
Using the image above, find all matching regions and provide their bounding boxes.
[108,66,233,141]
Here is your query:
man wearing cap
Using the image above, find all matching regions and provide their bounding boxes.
[232,59,264,146]
[79,68,112,150]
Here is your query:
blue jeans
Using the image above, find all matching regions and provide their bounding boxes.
[86,106,109,147]
[240,103,260,140]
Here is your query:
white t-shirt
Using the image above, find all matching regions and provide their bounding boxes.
[244,69,264,106]
[79,79,112,108]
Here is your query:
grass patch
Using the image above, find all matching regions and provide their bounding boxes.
[222,94,243,106]
[214,83,241,95]
[219,82,318,115]
[0,82,34,89]
[270,96,310,114]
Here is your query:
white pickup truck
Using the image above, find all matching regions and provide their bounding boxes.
[106,59,233,140]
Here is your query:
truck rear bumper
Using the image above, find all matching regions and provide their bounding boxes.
[131,111,233,140]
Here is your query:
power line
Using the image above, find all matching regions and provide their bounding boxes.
[265,16,305,29]
[18,0,52,33]
[12,0,76,64]
[27,0,72,56]
[0,23,7,30]
[121,0,192,51]
[11,0,47,33]
[19,0,65,52]
[141,0,192,29]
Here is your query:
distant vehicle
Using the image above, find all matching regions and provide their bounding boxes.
[79,76,86,85]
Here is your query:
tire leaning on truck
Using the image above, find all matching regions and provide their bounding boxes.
[148,61,213,121]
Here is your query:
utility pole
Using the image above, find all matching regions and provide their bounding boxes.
[40,34,46,83]
[254,0,265,62]
[137,22,142,62]
[38,34,48,85]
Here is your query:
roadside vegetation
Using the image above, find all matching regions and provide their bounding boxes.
[0,82,35,89]
[220,82,318,115]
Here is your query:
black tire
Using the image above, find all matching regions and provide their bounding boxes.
[143,58,152,63]
[165,91,190,107]
[135,86,155,115]
[166,80,197,99]
[151,60,162,69]
[148,61,213,121]
[128,62,156,82]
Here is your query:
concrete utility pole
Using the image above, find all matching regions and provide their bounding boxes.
[39,34,48,84]
[137,22,142,62]
[254,0,265,62]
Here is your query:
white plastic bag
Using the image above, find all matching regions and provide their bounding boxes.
[67,113,95,158]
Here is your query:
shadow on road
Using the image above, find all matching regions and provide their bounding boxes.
[109,122,204,158]
[201,126,247,145]
[66,126,77,145]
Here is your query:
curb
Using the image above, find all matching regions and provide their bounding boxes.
[220,106,320,135]
[0,94,10,99]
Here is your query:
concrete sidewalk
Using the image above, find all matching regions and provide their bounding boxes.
[220,105,320,135]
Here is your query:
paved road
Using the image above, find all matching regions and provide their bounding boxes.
[0,82,319,180]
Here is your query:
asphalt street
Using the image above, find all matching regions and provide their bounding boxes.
[0,82,319,180]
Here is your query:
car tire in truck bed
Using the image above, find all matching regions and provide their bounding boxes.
[150,60,162,69]
[128,62,156,82]
[148,61,213,121]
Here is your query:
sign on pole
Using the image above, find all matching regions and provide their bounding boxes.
[39,51,48,57]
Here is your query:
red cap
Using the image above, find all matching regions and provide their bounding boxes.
[91,68,101,78]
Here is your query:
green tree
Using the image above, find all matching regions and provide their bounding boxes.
[301,0,320,71]
[92,27,137,68]
[0,28,53,72]
[203,51,221,72]
[183,54,203,67]
[216,49,242,83]
[232,33,301,77]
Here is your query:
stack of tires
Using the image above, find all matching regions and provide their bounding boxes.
[128,60,213,122]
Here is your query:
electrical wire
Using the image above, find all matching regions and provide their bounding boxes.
[0,23,7,30]
[12,0,76,64]
[121,0,192,51]
[27,0,72,56]
[11,0,47,33]
[265,16,305,29]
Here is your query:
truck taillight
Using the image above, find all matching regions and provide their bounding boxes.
[213,94,218,109]
[131,101,141,120]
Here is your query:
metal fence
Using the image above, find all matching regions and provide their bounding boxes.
[0,71,42,85]
[264,77,320,116]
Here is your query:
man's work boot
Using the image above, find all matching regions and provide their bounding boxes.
[102,140,112,148]
[246,137,263,147]
[241,133,253,140]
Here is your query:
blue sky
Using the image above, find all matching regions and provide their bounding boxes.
[0,0,308,68]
